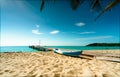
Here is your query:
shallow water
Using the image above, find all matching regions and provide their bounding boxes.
[0,46,119,52]
[0,46,37,52]
[47,46,120,50]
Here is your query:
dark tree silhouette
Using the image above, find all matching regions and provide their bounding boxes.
[40,0,120,20]
[87,43,120,46]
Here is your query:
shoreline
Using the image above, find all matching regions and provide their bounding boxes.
[1,45,120,52]
[0,50,120,77]
[0,49,120,53]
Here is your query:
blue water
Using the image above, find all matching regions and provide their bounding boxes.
[0,46,37,52]
[0,46,120,52]
[46,46,120,50]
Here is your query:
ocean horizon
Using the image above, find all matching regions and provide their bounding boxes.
[0,46,120,52]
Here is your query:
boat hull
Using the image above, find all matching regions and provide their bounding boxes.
[54,49,82,57]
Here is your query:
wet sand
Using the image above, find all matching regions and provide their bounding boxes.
[0,50,120,77]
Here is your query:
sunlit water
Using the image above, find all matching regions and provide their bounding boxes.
[0,46,120,52]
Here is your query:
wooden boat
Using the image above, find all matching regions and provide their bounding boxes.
[53,49,83,57]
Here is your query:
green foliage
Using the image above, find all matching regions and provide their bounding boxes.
[87,43,120,46]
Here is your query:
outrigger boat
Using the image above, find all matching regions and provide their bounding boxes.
[53,49,83,57]
[54,49,120,62]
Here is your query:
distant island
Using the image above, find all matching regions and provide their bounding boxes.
[86,43,120,46]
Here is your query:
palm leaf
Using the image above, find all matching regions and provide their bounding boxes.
[70,0,80,10]
[91,0,102,12]
[40,0,45,12]
[53,0,56,3]
[70,0,85,10]
[95,0,120,21]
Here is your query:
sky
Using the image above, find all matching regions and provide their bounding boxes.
[1,0,120,46]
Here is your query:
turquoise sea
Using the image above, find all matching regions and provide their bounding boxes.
[47,46,120,50]
[0,46,120,52]
[0,46,37,52]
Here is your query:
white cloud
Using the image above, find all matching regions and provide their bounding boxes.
[76,36,113,40]
[50,30,59,34]
[75,22,85,27]
[32,29,43,35]
[72,31,95,34]
[79,32,95,34]
[36,25,39,28]
[32,24,43,35]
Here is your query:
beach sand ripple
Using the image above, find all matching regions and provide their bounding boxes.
[0,50,120,77]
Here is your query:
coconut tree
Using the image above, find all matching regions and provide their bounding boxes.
[40,0,120,20]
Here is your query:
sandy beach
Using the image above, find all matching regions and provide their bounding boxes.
[0,50,120,77]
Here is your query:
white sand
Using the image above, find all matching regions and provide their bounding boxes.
[0,50,120,77]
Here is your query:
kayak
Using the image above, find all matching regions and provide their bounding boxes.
[53,49,83,57]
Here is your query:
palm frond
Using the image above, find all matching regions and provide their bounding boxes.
[70,0,80,10]
[70,0,85,10]
[95,0,120,21]
[40,0,45,12]
[52,0,56,3]
[91,0,102,12]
